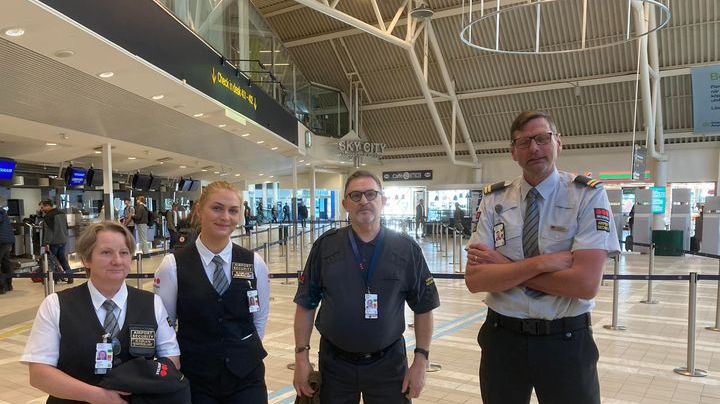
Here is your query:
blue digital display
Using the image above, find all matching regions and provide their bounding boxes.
[67,167,87,187]
[651,186,666,214]
[0,158,16,181]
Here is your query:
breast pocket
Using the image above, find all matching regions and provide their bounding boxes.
[497,224,523,261]
[541,207,577,253]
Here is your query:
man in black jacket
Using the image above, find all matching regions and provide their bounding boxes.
[39,200,73,283]
[0,198,15,293]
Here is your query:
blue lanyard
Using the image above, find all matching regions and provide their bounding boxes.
[348,227,385,292]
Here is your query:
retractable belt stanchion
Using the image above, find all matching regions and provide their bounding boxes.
[640,243,659,304]
[707,259,720,332]
[283,241,292,285]
[268,223,273,249]
[299,229,305,269]
[263,243,269,264]
[42,248,52,297]
[674,272,707,377]
[451,228,458,264]
[603,254,626,331]
[254,228,259,251]
[443,226,450,257]
[457,234,464,273]
[135,252,143,288]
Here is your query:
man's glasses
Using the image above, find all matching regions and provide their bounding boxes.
[346,190,381,202]
[511,132,555,149]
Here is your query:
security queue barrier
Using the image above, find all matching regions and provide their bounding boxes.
[603,255,626,331]
[640,243,659,304]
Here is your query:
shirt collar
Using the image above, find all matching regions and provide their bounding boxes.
[521,169,559,201]
[87,280,128,311]
[350,226,382,246]
[195,237,233,267]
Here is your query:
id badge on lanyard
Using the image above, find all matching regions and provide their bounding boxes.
[94,334,114,374]
[349,229,384,320]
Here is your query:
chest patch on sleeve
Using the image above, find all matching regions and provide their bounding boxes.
[594,208,610,232]
[493,223,506,247]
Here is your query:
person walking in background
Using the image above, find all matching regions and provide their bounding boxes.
[453,202,465,236]
[465,110,619,404]
[166,203,179,248]
[133,196,149,255]
[298,201,308,229]
[0,198,15,294]
[271,205,278,223]
[155,181,270,403]
[282,202,290,223]
[39,200,73,284]
[121,198,135,237]
[415,199,425,238]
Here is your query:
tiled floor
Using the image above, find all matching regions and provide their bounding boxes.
[2,226,720,403]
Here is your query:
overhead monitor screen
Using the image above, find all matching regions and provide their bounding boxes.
[189,180,201,191]
[0,158,17,181]
[66,167,87,187]
[85,168,104,187]
[148,176,162,190]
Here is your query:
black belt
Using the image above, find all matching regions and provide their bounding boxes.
[487,309,591,336]
[322,337,401,364]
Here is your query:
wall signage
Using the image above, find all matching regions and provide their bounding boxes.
[211,68,257,110]
[691,64,720,134]
[382,170,433,181]
[338,140,386,159]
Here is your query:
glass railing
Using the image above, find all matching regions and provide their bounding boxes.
[156,0,347,138]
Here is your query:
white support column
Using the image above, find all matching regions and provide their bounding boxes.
[262,182,268,214]
[339,173,347,221]
[273,182,279,213]
[310,165,317,235]
[101,143,114,220]
[293,157,298,222]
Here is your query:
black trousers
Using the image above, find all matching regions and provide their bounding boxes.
[190,363,268,404]
[319,338,410,404]
[477,314,600,404]
[0,243,13,290]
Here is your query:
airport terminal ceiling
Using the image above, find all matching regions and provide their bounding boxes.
[254,0,719,159]
[0,0,718,183]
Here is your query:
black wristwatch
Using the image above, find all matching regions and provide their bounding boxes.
[414,348,429,361]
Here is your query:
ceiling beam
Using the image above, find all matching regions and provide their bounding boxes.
[361,64,706,112]
[284,0,528,48]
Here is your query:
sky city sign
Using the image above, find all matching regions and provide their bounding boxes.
[337,140,387,159]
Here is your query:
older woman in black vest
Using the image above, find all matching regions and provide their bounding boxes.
[154,181,270,403]
[22,221,180,403]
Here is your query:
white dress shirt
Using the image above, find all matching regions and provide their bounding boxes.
[154,237,270,338]
[21,281,180,366]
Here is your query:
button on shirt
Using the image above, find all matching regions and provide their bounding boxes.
[471,169,620,320]
[154,237,270,338]
[21,281,180,366]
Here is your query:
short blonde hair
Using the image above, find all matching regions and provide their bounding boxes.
[75,222,135,271]
[191,181,242,228]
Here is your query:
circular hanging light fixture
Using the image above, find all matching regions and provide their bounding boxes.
[459,0,671,55]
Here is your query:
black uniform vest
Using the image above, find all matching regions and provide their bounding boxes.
[174,243,267,384]
[49,283,157,404]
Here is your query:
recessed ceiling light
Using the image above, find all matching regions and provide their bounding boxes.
[98,71,114,78]
[241,133,250,137]
[214,171,220,174]
[94,150,102,154]
[234,174,241,177]
[159,161,164,165]
[128,156,136,160]
[305,163,311,166]
[218,124,226,128]
[298,159,305,163]
[54,50,74,58]
[256,140,264,144]
[151,94,164,100]
[179,165,187,169]
[193,113,204,118]
[259,173,264,176]
[361,163,367,166]
[271,147,278,150]
[269,175,275,178]
[45,142,57,146]
[201,169,208,172]
[4,27,25,37]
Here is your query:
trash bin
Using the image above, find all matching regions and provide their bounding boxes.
[652,230,684,256]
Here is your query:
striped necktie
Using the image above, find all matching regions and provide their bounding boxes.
[523,188,545,298]
[212,255,229,295]
[102,300,119,338]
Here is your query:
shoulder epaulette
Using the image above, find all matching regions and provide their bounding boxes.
[483,181,509,194]
[315,227,339,242]
[573,175,602,189]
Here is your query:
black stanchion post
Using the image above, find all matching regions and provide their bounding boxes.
[136,252,143,288]
[603,255,626,331]
[443,226,449,257]
[706,259,720,332]
[674,272,707,377]
[42,247,52,297]
[640,242,659,304]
